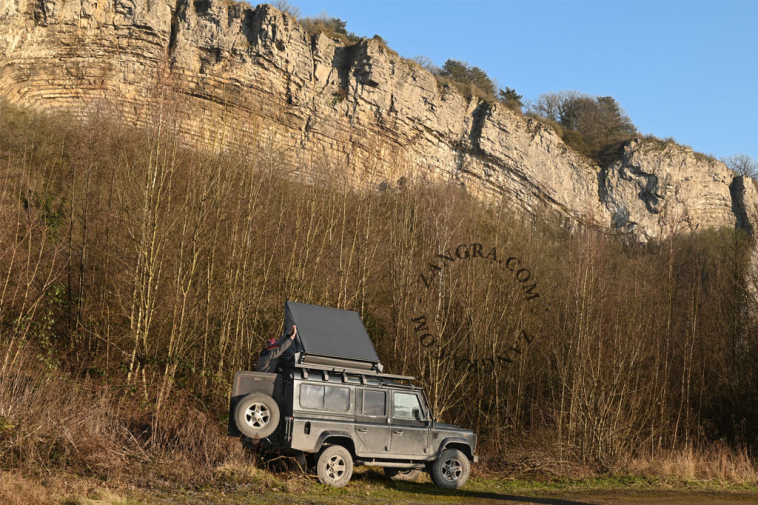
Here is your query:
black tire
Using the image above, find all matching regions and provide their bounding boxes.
[234,393,280,439]
[316,445,353,487]
[430,449,470,489]
[384,467,422,482]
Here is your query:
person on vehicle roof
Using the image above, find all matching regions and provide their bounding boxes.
[256,325,297,373]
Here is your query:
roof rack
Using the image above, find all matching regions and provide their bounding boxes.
[288,362,415,382]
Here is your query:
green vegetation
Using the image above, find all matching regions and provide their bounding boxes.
[498,86,523,112]
[438,59,497,98]
[408,57,524,111]
[528,91,637,166]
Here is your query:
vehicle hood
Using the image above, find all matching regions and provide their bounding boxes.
[433,422,470,431]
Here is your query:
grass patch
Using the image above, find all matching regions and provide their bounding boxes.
[637,133,678,151]
[5,466,758,505]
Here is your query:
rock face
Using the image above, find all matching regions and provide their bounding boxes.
[601,140,756,240]
[1,0,756,239]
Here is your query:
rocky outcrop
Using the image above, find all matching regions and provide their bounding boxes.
[601,140,758,240]
[1,0,756,239]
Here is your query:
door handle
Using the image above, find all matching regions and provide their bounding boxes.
[393,430,404,434]
[357,428,368,433]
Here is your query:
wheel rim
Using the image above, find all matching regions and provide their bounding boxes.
[325,455,346,481]
[244,402,270,429]
[441,458,462,481]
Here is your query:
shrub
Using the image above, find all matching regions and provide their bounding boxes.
[498,87,523,113]
[528,91,637,166]
[371,34,398,57]
[408,55,439,75]
[300,15,360,45]
[526,112,564,138]
[439,59,497,99]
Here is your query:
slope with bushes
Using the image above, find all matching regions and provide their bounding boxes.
[2,102,758,490]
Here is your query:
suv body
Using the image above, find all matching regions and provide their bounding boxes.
[228,302,478,488]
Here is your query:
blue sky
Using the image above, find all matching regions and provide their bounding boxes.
[286,0,757,161]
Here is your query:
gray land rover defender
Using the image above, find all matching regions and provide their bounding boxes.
[228,301,478,488]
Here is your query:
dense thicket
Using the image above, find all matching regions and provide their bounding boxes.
[1,98,757,478]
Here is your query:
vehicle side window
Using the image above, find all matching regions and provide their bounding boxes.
[362,390,386,416]
[300,384,324,410]
[325,386,350,411]
[299,384,350,412]
[393,392,422,419]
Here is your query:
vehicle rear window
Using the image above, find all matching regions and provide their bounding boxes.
[362,390,386,416]
[299,384,350,412]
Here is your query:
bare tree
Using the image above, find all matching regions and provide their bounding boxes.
[528,90,582,122]
[272,0,301,18]
[723,154,758,179]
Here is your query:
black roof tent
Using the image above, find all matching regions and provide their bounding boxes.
[284,301,382,371]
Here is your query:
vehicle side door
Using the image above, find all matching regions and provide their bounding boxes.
[389,391,430,457]
[353,388,391,456]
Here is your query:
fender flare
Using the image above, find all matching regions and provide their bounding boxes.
[315,430,357,452]
[437,437,474,460]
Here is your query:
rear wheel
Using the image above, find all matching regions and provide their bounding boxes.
[234,393,280,439]
[431,449,470,489]
[316,445,353,487]
[384,467,422,482]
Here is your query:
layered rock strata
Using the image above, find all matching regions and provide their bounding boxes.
[1,0,756,238]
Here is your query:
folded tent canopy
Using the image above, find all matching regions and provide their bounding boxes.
[283,301,382,371]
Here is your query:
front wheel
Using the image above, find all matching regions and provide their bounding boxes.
[384,467,422,482]
[430,448,470,489]
[316,445,353,487]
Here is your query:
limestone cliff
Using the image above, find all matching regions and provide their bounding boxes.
[1,0,756,239]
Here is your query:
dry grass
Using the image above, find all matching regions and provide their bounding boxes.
[0,471,125,505]
[627,444,758,483]
[0,341,245,487]
[0,472,58,505]
[65,490,134,505]
[433,74,497,103]
[300,18,360,46]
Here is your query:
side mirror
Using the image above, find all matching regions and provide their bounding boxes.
[413,408,424,422]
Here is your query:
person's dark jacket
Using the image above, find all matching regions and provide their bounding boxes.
[256,334,294,373]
